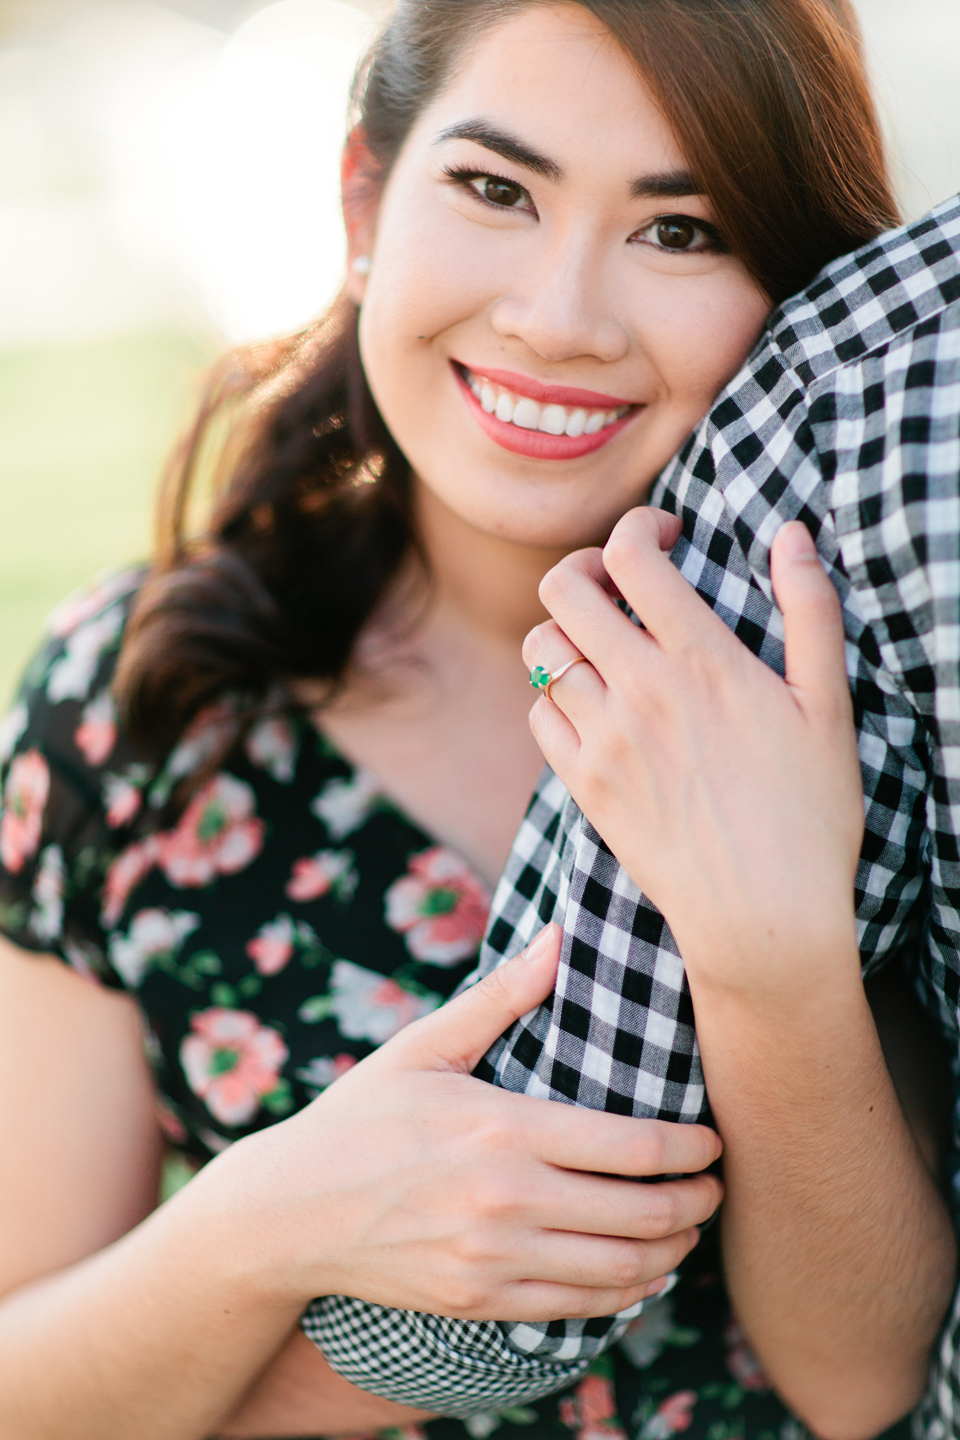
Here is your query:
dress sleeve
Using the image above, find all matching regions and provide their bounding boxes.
[0,571,148,989]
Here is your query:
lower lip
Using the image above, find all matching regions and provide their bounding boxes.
[454,367,637,460]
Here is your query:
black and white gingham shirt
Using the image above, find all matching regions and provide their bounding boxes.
[305,195,960,1428]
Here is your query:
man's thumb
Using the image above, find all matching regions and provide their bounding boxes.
[402,924,562,1073]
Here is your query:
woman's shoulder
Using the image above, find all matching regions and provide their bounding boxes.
[11,568,145,728]
[0,569,150,978]
[3,567,148,796]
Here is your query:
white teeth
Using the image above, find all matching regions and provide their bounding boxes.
[513,397,541,430]
[465,368,630,437]
[539,404,567,436]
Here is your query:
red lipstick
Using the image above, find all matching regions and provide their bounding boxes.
[453,364,639,461]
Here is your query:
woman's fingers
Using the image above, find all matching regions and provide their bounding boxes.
[770,522,849,716]
[598,508,736,656]
[522,618,602,764]
[523,1105,721,1178]
[395,925,562,1073]
[525,1168,723,1243]
[537,548,658,682]
[503,1226,700,1300]
[494,1278,656,1324]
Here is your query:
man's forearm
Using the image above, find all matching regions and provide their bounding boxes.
[693,968,956,1440]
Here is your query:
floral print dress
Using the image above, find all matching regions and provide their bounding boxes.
[0,574,912,1440]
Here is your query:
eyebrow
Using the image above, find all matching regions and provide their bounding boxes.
[435,121,562,181]
[630,169,702,199]
[436,121,704,203]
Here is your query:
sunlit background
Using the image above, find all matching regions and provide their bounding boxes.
[1,0,958,705]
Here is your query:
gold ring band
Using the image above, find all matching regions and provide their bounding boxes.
[545,654,589,703]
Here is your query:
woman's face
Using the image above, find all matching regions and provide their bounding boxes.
[349,2,772,550]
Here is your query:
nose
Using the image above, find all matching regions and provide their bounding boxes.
[489,227,629,364]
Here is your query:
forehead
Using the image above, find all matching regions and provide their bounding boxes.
[417,2,688,175]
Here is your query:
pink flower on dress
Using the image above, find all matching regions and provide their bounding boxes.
[30,844,65,943]
[180,1008,288,1127]
[74,689,117,767]
[560,1374,628,1440]
[103,771,144,829]
[101,835,161,927]
[384,846,490,965]
[724,1318,768,1391]
[246,913,296,976]
[328,959,440,1043]
[295,1052,358,1097]
[244,715,298,783]
[637,1393,696,1440]
[0,749,50,874]
[158,773,265,888]
[286,849,357,902]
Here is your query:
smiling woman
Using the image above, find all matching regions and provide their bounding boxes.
[0,2,935,1439]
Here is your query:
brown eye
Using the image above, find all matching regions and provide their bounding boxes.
[480,177,525,208]
[655,218,696,250]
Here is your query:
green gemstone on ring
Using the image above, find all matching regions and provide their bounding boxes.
[529,665,551,690]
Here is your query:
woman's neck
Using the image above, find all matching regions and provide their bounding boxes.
[412,480,565,652]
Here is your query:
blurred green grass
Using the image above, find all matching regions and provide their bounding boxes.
[0,330,215,709]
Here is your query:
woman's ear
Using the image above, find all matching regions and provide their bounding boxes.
[342,126,380,304]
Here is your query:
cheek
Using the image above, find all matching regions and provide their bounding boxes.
[360,186,506,368]
[648,279,771,413]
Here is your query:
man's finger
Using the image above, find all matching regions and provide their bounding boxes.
[397,926,562,1073]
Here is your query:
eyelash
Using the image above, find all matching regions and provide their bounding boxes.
[442,164,534,211]
[441,164,727,254]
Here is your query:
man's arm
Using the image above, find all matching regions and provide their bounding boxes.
[525,510,957,1439]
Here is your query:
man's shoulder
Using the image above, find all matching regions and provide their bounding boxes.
[653,196,960,509]
[765,194,960,386]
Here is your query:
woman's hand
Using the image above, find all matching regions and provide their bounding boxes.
[524,508,864,1006]
[225,923,723,1324]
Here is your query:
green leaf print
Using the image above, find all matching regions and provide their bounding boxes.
[298,994,336,1024]
[261,1077,294,1116]
[210,982,239,1007]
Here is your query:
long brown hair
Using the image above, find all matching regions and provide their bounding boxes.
[116,0,899,749]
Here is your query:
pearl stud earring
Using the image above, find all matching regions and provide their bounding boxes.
[351,255,371,275]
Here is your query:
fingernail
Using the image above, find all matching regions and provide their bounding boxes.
[686,1228,701,1247]
[519,925,557,963]
[777,521,819,563]
[645,1276,667,1298]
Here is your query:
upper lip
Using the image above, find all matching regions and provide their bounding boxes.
[454,362,638,410]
